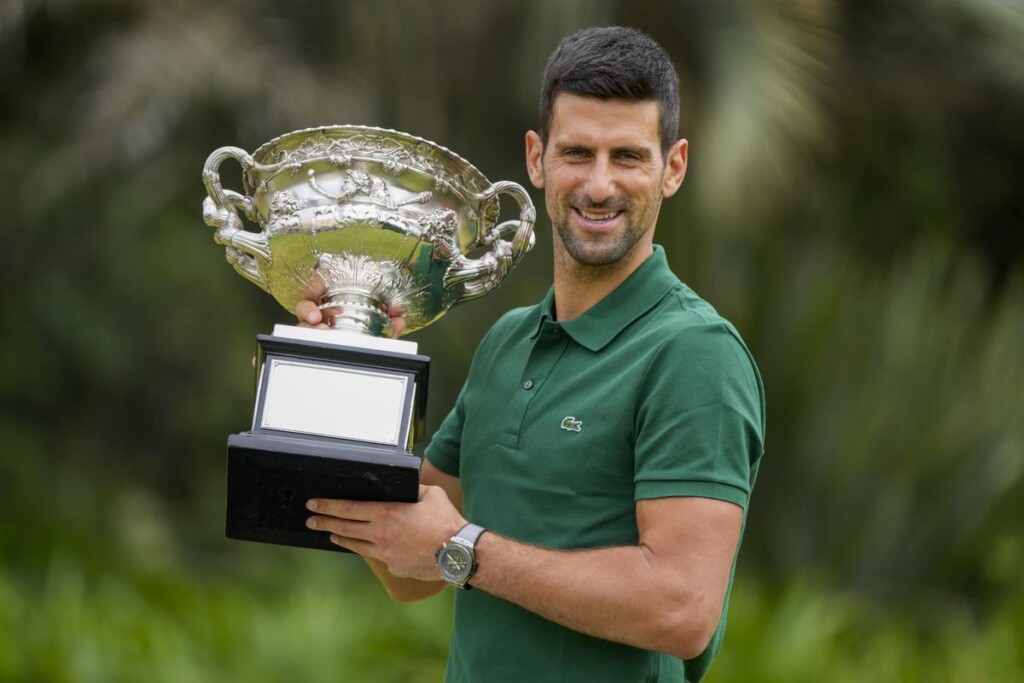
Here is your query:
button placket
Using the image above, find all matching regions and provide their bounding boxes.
[513,326,570,449]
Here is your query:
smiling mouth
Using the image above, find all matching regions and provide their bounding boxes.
[575,208,623,223]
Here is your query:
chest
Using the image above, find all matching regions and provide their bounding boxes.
[458,330,654,545]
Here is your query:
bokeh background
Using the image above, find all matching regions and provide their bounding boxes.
[2,1,1022,681]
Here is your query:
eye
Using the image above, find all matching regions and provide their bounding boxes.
[615,151,644,162]
[562,147,590,159]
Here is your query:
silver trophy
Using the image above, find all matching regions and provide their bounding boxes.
[201,126,535,552]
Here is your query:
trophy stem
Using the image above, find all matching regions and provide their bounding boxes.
[322,290,389,336]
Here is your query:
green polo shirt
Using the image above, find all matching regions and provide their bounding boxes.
[426,245,765,683]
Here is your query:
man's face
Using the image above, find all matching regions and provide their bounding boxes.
[526,94,687,271]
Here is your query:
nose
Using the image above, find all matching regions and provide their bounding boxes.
[583,157,615,204]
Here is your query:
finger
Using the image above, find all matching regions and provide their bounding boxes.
[295,300,322,326]
[329,534,375,556]
[382,304,406,339]
[297,302,331,330]
[306,515,373,541]
[310,305,342,330]
[390,316,406,339]
[307,497,377,522]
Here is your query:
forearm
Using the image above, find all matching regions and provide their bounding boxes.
[469,533,719,660]
[364,556,446,603]
[307,486,738,657]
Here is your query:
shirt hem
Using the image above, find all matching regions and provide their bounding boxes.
[634,480,748,508]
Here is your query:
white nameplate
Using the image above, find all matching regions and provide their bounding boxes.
[260,358,409,446]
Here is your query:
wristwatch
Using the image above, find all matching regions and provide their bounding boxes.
[435,523,486,589]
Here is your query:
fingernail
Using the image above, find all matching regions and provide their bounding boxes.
[307,310,319,323]
[306,517,317,529]
[306,499,318,511]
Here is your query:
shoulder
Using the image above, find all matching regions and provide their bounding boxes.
[640,285,764,415]
[644,284,752,362]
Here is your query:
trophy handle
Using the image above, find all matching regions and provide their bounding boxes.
[202,146,272,292]
[444,181,537,304]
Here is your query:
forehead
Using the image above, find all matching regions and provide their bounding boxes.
[547,93,661,149]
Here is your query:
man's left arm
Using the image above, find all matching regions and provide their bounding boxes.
[306,489,741,662]
[470,495,742,661]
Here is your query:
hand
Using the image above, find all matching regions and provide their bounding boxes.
[305,485,466,581]
[294,299,408,338]
[295,299,329,328]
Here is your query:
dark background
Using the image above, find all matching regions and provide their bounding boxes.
[1,1,1022,680]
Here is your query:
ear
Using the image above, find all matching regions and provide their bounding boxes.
[525,130,545,189]
[661,138,688,198]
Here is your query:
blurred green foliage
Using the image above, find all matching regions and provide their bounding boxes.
[1,0,1022,680]
[0,555,451,682]
[707,574,1024,683]
[2,563,1021,682]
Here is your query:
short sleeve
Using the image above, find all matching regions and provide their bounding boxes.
[424,385,466,477]
[423,314,515,478]
[633,322,765,508]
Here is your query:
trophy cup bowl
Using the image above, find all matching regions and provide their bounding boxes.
[201,126,536,552]
[202,125,536,338]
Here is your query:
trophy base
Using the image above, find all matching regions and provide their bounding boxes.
[225,431,421,553]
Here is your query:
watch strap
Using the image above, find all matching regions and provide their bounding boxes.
[453,523,486,547]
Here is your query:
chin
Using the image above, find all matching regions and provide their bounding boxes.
[565,245,630,268]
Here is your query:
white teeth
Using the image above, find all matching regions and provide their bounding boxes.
[579,209,618,221]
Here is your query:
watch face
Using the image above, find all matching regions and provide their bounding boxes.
[439,544,473,582]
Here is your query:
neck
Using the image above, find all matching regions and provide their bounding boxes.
[552,245,652,321]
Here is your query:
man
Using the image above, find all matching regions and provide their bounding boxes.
[300,26,765,683]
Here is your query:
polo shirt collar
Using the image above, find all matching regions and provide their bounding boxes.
[531,245,680,352]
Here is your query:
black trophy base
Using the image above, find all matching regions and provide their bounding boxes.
[226,432,421,553]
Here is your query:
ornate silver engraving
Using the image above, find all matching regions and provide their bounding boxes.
[419,209,460,259]
[307,169,432,211]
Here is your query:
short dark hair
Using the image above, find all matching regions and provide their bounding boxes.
[538,26,681,155]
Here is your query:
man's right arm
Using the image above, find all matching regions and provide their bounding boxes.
[362,460,462,602]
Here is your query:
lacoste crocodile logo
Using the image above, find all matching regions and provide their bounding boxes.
[560,416,582,432]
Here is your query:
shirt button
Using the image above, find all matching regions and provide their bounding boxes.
[522,379,534,390]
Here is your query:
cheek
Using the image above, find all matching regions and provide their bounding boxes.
[542,175,569,207]
[628,178,661,202]
[553,177,585,206]
[545,192,563,219]
[544,163,581,187]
